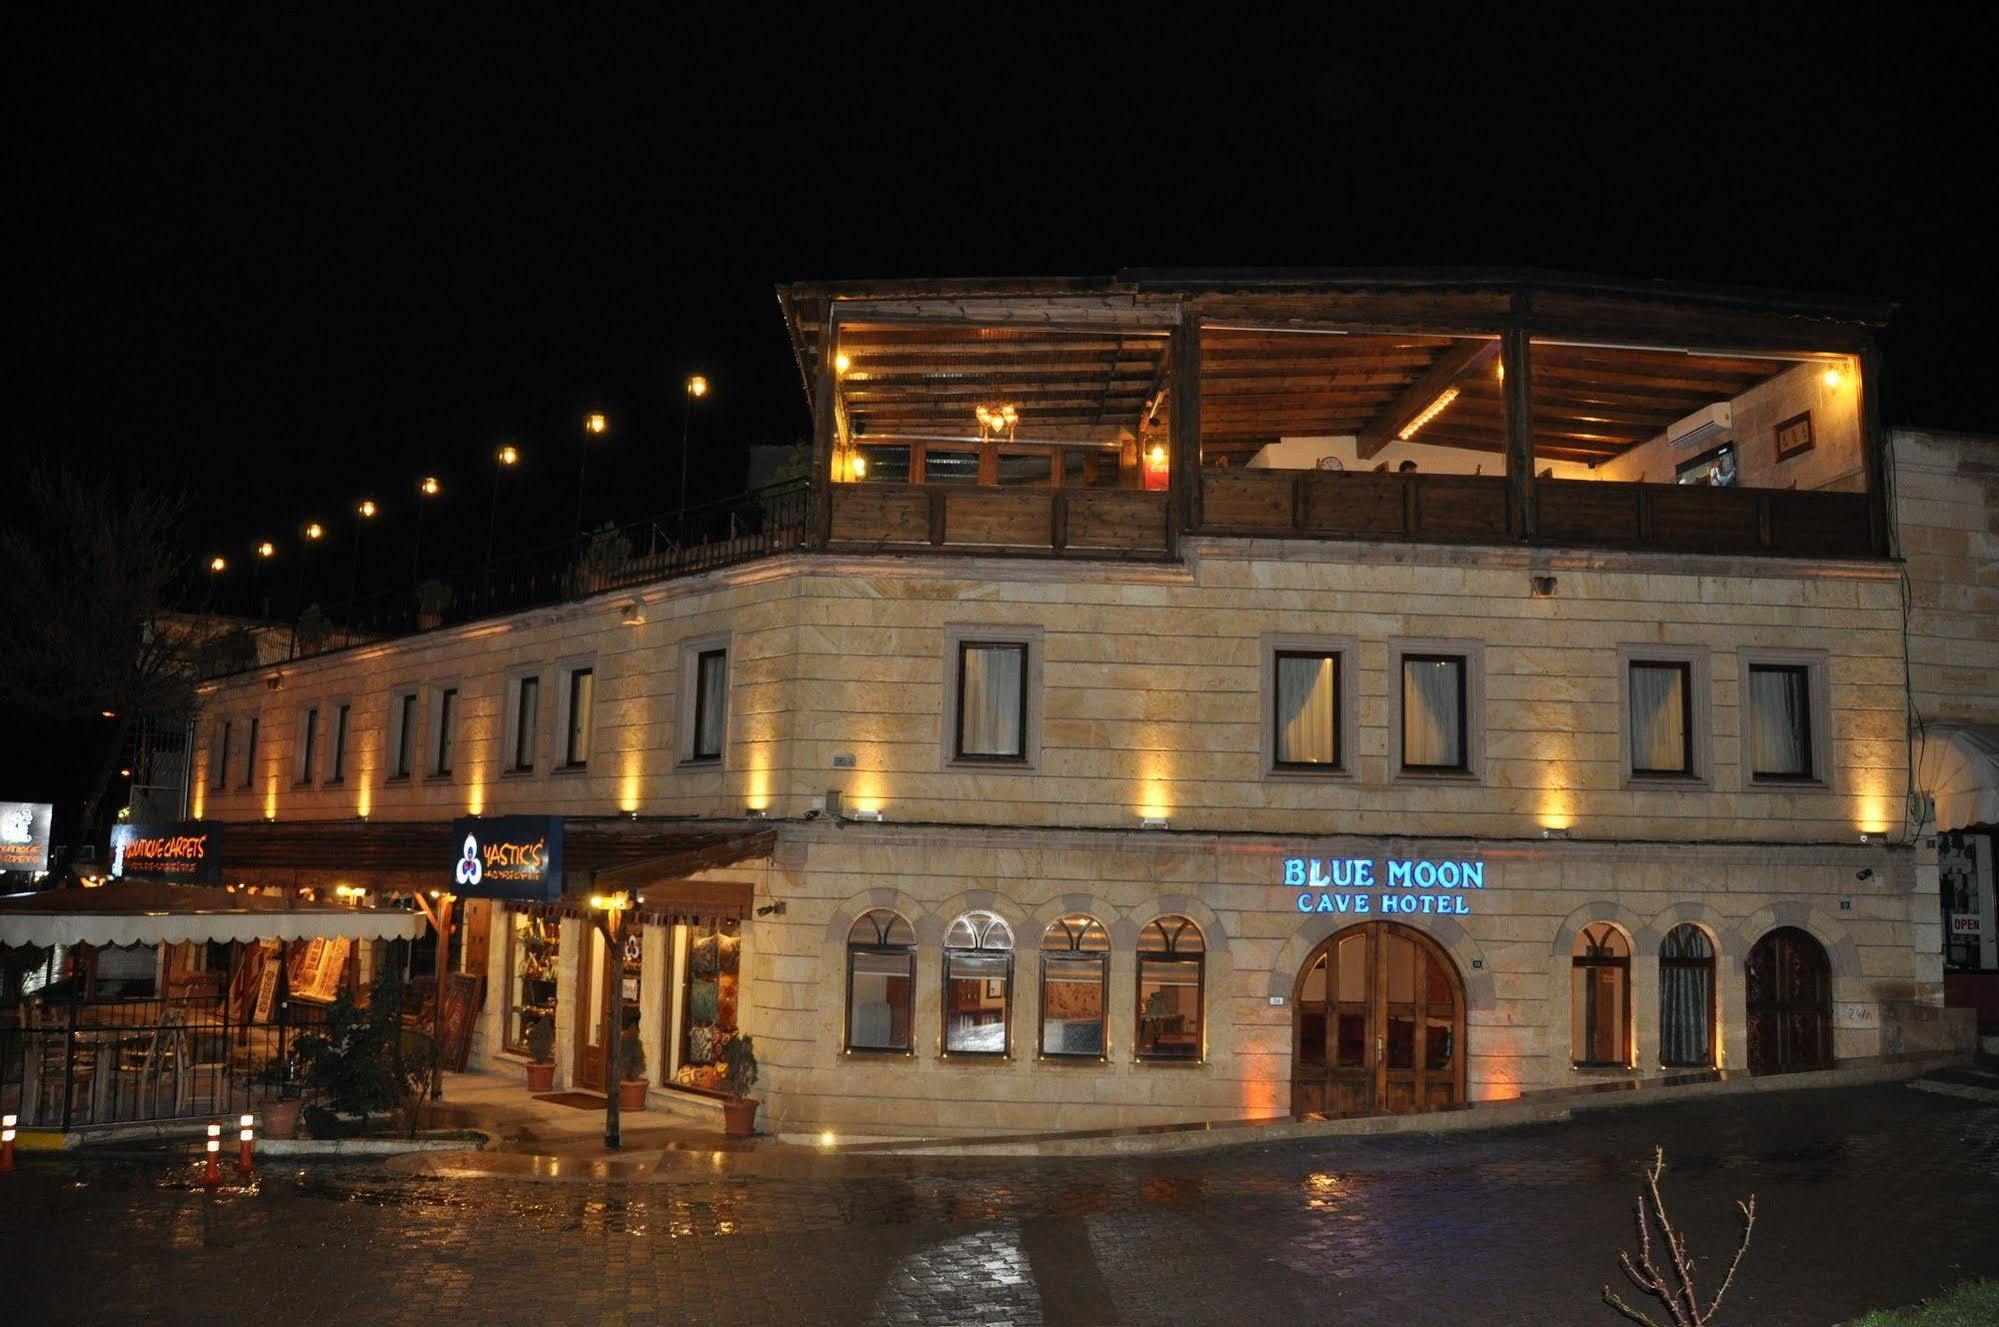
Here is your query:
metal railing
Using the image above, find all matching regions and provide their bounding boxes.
[192,478,811,679]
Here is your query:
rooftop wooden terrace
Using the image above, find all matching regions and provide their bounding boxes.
[778,270,1889,563]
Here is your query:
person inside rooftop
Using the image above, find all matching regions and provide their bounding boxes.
[783,270,1881,562]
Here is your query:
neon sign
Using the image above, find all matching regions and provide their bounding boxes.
[1284,856,1486,916]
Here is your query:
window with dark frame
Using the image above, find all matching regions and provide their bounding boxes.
[329,705,349,783]
[1571,922,1631,1067]
[1747,663,1813,780]
[392,693,417,778]
[692,649,727,761]
[845,909,916,1053]
[1039,915,1110,1059]
[434,688,457,776]
[955,641,1028,761]
[239,717,258,788]
[1400,654,1467,772]
[1274,650,1341,768]
[942,911,1015,1056]
[563,669,593,768]
[1658,924,1716,1068]
[512,675,540,772]
[298,707,318,784]
[213,721,231,789]
[1629,661,1695,777]
[1136,915,1205,1061]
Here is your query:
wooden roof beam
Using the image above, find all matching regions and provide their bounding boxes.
[1354,339,1501,460]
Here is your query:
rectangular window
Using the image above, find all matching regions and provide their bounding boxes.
[855,443,911,484]
[241,717,258,787]
[1747,664,1813,779]
[692,650,727,760]
[1400,655,1467,771]
[848,949,914,1052]
[329,704,350,783]
[298,707,318,784]
[563,670,594,768]
[1274,651,1341,768]
[512,676,540,772]
[670,920,741,1091]
[393,693,418,778]
[943,950,1012,1055]
[956,642,1028,760]
[1629,661,1694,776]
[922,449,980,484]
[1136,957,1203,1061]
[434,688,457,776]
[213,721,232,790]
[1040,953,1107,1058]
[995,451,1053,486]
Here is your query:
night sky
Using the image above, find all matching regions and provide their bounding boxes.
[10,8,1992,817]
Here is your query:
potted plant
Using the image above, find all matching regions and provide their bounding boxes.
[617,1028,648,1110]
[720,1033,759,1137]
[251,1052,305,1140]
[523,1012,556,1093]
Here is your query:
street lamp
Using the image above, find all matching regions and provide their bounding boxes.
[679,374,710,531]
[484,444,521,599]
[348,498,378,626]
[251,541,276,617]
[576,412,609,543]
[205,555,227,612]
[414,476,442,582]
[588,889,634,1149]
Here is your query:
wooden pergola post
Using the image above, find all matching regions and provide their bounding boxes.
[1500,326,1537,542]
[1170,313,1203,541]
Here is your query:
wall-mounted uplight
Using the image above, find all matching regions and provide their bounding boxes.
[1858,831,1885,846]
[1541,827,1572,840]
[619,602,645,627]
[1141,816,1170,830]
[745,806,768,819]
[848,808,885,823]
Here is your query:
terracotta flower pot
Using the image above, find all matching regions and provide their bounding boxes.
[618,1078,648,1110]
[525,1060,556,1093]
[722,1097,759,1137]
[258,1097,304,1140]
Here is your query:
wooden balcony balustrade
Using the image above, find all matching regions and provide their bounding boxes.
[827,484,1172,558]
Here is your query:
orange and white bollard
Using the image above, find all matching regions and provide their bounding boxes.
[237,1113,256,1174]
[2,1113,16,1171]
[201,1122,222,1185]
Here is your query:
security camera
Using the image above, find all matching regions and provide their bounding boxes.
[1855,868,1874,882]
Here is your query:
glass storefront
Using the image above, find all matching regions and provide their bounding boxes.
[667,919,740,1093]
[506,911,560,1052]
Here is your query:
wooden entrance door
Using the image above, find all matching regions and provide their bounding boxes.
[1745,927,1831,1074]
[576,925,609,1093]
[1291,922,1464,1119]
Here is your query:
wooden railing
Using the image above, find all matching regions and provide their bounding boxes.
[827,485,1171,558]
[1200,470,1876,559]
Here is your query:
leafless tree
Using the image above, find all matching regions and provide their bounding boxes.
[1604,1147,1756,1326]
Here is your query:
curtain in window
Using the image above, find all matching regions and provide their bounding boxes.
[567,671,594,765]
[1749,667,1808,776]
[961,645,1024,757]
[1630,664,1687,772]
[1277,654,1338,764]
[1659,925,1715,1067]
[1402,658,1463,767]
[695,652,728,757]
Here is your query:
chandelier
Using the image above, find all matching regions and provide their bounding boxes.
[975,402,1019,443]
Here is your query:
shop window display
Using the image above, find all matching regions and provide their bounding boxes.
[507,912,560,1052]
[671,919,740,1092]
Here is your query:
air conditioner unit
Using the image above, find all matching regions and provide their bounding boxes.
[1667,402,1732,449]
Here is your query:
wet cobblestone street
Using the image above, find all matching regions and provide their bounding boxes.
[11,1082,1998,1326]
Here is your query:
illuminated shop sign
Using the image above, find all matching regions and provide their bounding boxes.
[110,820,223,884]
[0,802,54,873]
[1285,856,1487,916]
[448,815,564,901]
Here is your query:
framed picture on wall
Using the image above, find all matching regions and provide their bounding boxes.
[1774,410,1815,462]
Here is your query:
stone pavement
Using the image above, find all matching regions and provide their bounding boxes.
[10,1081,1998,1326]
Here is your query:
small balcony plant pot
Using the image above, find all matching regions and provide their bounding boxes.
[618,1078,648,1110]
[525,1060,556,1093]
[523,1014,557,1093]
[259,1097,304,1141]
[722,1097,759,1137]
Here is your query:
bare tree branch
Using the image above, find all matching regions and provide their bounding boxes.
[1603,1147,1756,1326]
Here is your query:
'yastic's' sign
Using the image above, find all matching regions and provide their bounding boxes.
[1285,856,1488,916]
[448,816,564,901]
[110,820,223,884]
[0,802,55,873]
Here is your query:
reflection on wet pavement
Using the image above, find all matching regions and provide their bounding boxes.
[14,1082,1999,1326]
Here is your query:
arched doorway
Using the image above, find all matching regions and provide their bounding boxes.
[1745,927,1832,1074]
[1291,922,1465,1118]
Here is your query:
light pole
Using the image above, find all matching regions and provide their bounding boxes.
[205,555,227,613]
[576,412,608,544]
[484,444,519,600]
[348,499,378,627]
[297,522,324,618]
[414,475,442,584]
[588,888,631,1150]
[678,375,709,533]
[252,541,276,617]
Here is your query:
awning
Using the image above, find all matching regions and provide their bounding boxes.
[1917,724,1999,833]
[511,828,775,925]
[0,881,429,948]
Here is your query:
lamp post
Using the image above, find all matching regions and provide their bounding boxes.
[484,445,520,600]
[576,412,608,544]
[678,375,709,533]
[348,499,378,627]
[205,555,227,613]
[413,475,442,585]
[296,522,324,621]
[588,889,631,1150]
[252,541,276,618]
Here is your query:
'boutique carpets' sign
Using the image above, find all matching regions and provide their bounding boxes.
[0,801,54,873]
[1285,856,1487,916]
[448,815,564,901]
[110,820,223,884]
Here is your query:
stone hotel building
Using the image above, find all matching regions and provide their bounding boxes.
[183,271,1994,1136]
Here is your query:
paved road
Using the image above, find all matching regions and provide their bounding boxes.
[11,1082,1998,1326]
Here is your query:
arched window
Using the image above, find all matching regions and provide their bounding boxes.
[1039,915,1110,1058]
[845,909,915,1053]
[943,911,1014,1056]
[1137,915,1204,1061]
[1658,924,1716,1068]
[1571,922,1631,1067]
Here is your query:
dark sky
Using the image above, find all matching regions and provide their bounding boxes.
[9,7,1991,817]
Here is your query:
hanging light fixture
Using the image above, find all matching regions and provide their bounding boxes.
[975,402,1019,443]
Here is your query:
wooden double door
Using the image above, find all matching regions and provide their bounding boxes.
[1291,922,1465,1119]
[1745,926,1831,1075]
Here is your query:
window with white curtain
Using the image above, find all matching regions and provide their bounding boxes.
[1747,664,1812,779]
[692,649,727,760]
[1629,661,1693,776]
[1401,655,1466,771]
[1274,651,1340,768]
[956,642,1028,760]
[563,668,594,768]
